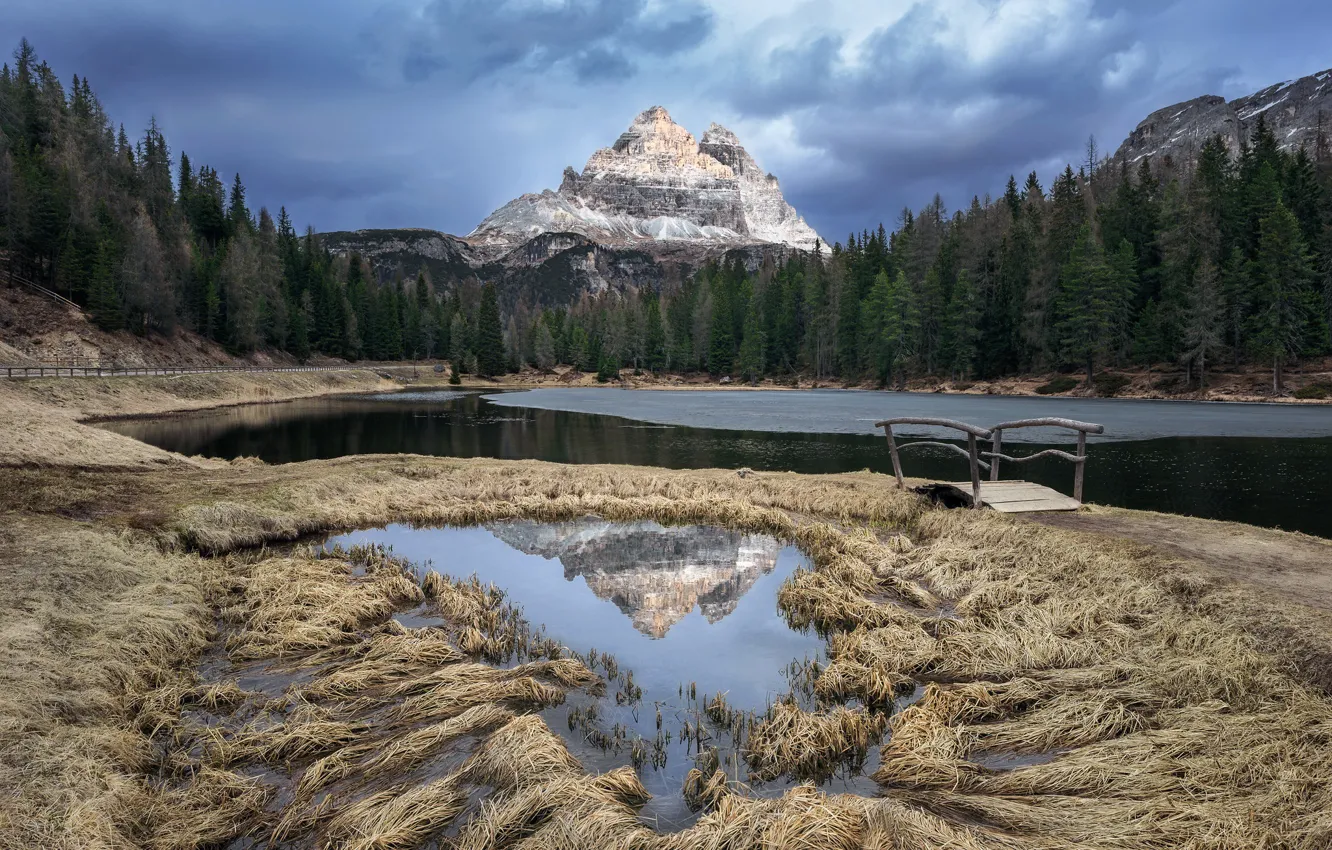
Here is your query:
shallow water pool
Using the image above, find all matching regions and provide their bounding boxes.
[325,519,878,827]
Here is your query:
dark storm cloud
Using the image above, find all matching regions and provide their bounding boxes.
[374,0,713,84]
[4,0,1330,241]
[721,0,1155,236]
[733,0,1332,238]
[5,9,360,93]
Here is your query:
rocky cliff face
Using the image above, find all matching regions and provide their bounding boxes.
[468,106,825,258]
[485,519,781,639]
[319,108,822,305]
[1115,69,1332,165]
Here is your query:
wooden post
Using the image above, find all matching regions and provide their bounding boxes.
[967,434,982,509]
[1074,431,1087,504]
[884,425,905,489]
[989,429,1002,481]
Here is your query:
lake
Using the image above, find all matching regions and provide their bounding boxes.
[101,388,1332,538]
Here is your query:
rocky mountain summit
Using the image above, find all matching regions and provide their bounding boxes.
[322,108,823,305]
[467,106,824,258]
[1115,68,1332,165]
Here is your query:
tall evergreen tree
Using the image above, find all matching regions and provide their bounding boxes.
[1055,225,1120,383]
[736,296,765,382]
[944,268,981,380]
[1181,257,1225,387]
[707,276,734,375]
[475,282,506,376]
[1250,202,1316,392]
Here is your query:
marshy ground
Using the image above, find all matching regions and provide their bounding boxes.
[2,371,1332,849]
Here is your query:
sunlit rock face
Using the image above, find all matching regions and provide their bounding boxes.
[468,106,825,259]
[486,519,781,638]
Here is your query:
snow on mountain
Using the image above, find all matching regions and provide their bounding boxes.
[468,106,825,258]
[1115,68,1332,165]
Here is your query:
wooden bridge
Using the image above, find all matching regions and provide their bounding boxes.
[875,416,1105,513]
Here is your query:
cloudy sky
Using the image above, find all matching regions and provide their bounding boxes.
[6,0,1330,242]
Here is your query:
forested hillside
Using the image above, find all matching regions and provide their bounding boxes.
[537,129,1332,391]
[3,38,1331,391]
[0,40,454,363]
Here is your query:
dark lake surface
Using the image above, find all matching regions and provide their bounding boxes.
[102,389,1332,538]
[324,520,855,828]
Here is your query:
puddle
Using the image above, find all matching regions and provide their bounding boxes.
[324,519,877,828]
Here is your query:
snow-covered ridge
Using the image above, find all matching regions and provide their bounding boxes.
[468,106,825,258]
[1115,68,1332,166]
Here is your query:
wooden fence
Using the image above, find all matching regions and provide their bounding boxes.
[2,365,336,379]
[876,416,1104,506]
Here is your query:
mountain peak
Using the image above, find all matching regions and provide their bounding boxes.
[701,123,742,146]
[468,106,824,256]
[1115,68,1332,164]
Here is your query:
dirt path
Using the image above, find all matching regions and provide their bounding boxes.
[1030,506,1332,612]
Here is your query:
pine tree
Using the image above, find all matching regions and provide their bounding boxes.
[944,269,981,380]
[449,312,468,370]
[1250,202,1315,392]
[643,292,666,371]
[475,282,506,376]
[707,276,734,375]
[859,270,893,384]
[1181,257,1225,387]
[88,239,123,331]
[1220,248,1251,368]
[534,322,556,370]
[884,270,920,386]
[290,291,312,361]
[227,172,250,234]
[736,297,765,382]
[1054,225,1118,383]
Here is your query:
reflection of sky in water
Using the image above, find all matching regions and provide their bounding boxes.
[324,521,839,828]
[326,522,821,713]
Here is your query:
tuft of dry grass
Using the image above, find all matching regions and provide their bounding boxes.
[6,370,1332,850]
[745,701,886,782]
[142,768,271,850]
[322,775,469,850]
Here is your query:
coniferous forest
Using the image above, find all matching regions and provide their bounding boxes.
[3,40,1331,390]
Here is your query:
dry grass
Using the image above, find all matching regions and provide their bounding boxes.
[0,369,394,469]
[5,372,1332,849]
[0,514,211,849]
[745,700,887,782]
[321,775,469,850]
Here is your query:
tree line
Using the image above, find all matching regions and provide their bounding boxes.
[4,39,1331,391]
[510,123,1332,392]
[0,39,496,365]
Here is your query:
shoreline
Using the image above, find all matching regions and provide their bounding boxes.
[2,371,1331,848]
[433,363,1332,405]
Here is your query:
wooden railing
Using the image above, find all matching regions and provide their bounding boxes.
[876,416,1105,507]
[2,364,333,378]
[876,418,994,509]
[985,418,1104,503]
[3,264,82,310]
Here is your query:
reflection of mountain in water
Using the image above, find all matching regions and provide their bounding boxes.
[486,519,781,638]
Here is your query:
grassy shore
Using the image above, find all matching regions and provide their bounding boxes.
[2,372,1331,849]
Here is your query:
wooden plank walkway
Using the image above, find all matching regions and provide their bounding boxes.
[944,480,1081,513]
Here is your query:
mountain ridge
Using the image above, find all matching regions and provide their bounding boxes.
[1114,68,1332,165]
